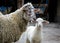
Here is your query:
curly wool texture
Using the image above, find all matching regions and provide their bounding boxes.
[0,8,28,43]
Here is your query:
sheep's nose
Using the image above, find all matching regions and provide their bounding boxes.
[29,20,31,22]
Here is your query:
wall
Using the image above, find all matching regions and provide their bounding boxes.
[48,0,57,22]
[57,0,60,23]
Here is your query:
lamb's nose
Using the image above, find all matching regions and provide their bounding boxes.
[39,25,41,27]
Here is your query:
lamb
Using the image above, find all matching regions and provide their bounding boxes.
[0,3,36,43]
[13,18,49,43]
[26,18,49,43]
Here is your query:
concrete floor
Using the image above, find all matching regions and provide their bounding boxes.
[42,23,60,43]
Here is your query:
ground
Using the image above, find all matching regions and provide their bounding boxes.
[42,23,60,43]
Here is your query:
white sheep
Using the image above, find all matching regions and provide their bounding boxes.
[0,3,36,43]
[13,18,49,43]
[26,18,49,43]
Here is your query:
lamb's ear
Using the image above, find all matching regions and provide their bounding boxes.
[43,20,49,24]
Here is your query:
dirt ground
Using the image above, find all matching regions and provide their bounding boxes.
[42,23,60,43]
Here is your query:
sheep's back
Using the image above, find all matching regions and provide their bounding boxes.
[0,17,21,43]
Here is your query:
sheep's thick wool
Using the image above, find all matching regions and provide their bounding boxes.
[0,11,28,43]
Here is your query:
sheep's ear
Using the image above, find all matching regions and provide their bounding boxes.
[43,20,49,24]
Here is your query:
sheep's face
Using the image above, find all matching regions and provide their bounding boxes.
[36,18,44,27]
[23,3,36,22]
[35,18,49,29]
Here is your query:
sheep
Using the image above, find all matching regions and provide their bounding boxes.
[13,18,49,43]
[26,18,49,43]
[0,3,36,43]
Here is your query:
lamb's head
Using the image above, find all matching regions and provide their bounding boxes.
[22,3,36,22]
[36,18,49,27]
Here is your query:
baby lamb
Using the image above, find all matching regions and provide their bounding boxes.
[26,18,49,43]
[13,18,49,43]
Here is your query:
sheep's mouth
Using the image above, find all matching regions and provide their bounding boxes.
[29,18,36,23]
